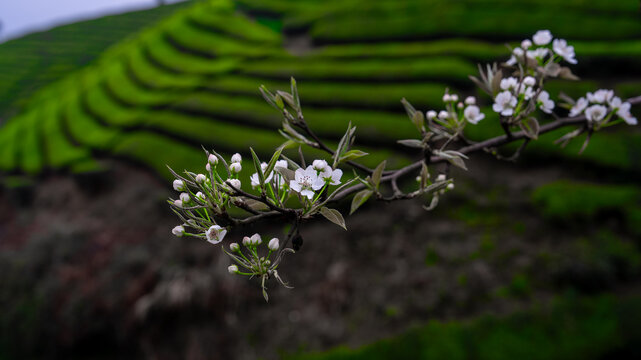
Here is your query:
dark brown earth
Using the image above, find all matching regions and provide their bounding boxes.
[0,152,638,360]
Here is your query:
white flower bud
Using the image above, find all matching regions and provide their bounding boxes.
[228,265,238,274]
[229,162,242,174]
[230,243,240,252]
[442,94,452,102]
[206,163,211,172]
[242,236,251,246]
[208,154,218,165]
[180,192,190,203]
[416,176,422,182]
[523,76,536,87]
[174,199,183,208]
[436,174,447,182]
[172,225,185,237]
[250,233,262,245]
[438,110,449,120]
[521,39,532,50]
[465,96,476,105]
[195,174,207,183]
[231,153,242,163]
[268,238,280,251]
[227,178,241,190]
[173,179,185,191]
[447,183,455,190]
[450,94,459,102]
[457,102,464,109]
[426,110,437,120]
[195,192,206,201]
[312,159,328,171]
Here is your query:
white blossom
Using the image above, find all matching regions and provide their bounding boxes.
[438,110,449,120]
[290,166,325,200]
[617,102,638,125]
[520,86,535,100]
[442,94,452,102]
[231,153,242,163]
[208,154,218,165]
[506,47,524,66]
[587,89,614,104]
[250,162,273,188]
[226,178,241,190]
[457,102,464,109]
[537,91,555,114]
[242,236,251,246]
[180,192,191,203]
[436,174,447,182]
[464,105,485,124]
[426,110,437,119]
[250,233,262,245]
[552,38,577,64]
[521,39,533,50]
[500,77,519,91]
[229,162,242,174]
[450,94,459,102]
[493,91,518,116]
[195,174,207,183]
[533,30,552,46]
[464,96,476,105]
[206,163,211,172]
[569,97,589,117]
[527,47,549,61]
[174,199,183,208]
[446,183,455,190]
[585,104,608,123]
[523,76,536,87]
[230,242,240,252]
[195,192,206,202]
[228,265,238,274]
[268,238,280,251]
[312,159,328,171]
[206,225,227,245]
[172,225,185,237]
[173,179,185,191]
[608,96,622,109]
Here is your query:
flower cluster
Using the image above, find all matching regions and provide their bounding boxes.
[507,29,577,66]
[426,91,485,127]
[291,159,343,201]
[569,89,637,127]
[224,234,293,301]
[492,75,554,117]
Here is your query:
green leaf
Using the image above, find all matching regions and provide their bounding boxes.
[250,148,265,187]
[291,77,301,110]
[264,147,284,180]
[371,160,386,190]
[339,149,368,163]
[350,189,373,215]
[400,98,416,119]
[397,139,424,149]
[319,207,347,230]
[276,90,295,108]
[519,117,540,140]
[411,111,425,132]
[333,122,353,167]
[259,85,278,109]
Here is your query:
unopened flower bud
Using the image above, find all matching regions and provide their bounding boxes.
[173,179,185,191]
[231,153,242,163]
[521,39,532,50]
[195,192,205,201]
[450,94,459,102]
[250,233,262,245]
[312,159,328,171]
[465,96,476,105]
[436,174,447,182]
[523,76,536,87]
[206,163,211,172]
[180,192,190,203]
[457,102,464,109]
[242,236,251,246]
[195,174,207,183]
[174,199,183,208]
[264,260,271,266]
[426,110,437,120]
[442,94,452,102]
[229,162,242,174]
[228,265,238,274]
[268,238,280,251]
[438,110,449,120]
[208,154,218,165]
[230,243,240,252]
[447,183,455,190]
[416,176,422,182]
[172,225,185,237]
[227,178,241,190]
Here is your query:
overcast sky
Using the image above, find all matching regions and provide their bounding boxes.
[0,0,185,42]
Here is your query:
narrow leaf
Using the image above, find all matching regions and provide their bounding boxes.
[371,160,386,190]
[519,117,540,140]
[350,189,373,215]
[319,207,347,230]
[339,149,368,163]
[250,148,265,187]
[397,139,424,148]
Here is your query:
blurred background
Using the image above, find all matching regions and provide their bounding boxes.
[0,0,640,359]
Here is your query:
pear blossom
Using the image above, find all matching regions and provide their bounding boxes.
[231,153,242,163]
[500,77,519,91]
[426,110,437,120]
[173,199,183,208]
[506,47,526,65]
[268,238,280,251]
[493,91,518,116]
[195,192,206,202]
[172,225,185,237]
[438,110,449,120]
[450,94,459,102]
[446,183,455,190]
[242,236,251,246]
[617,102,638,125]
[527,47,549,61]
[173,179,185,191]
[457,102,464,109]
[228,265,238,274]
[250,162,273,188]
[312,159,328,171]
[250,233,262,245]
[533,30,552,45]
[587,89,614,104]
[290,166,325,200]
[206,225,227,244]
[585,105,608,123]
[552,38,577,64]
[608,96,622,109]
[208,154,218,165]
[321,167,343,185]
[206,163,212,172]
[226,178,241,190]
[195,174,207,183]
[442,94,452,102]
[436,174,447,182]
[521,39,532,50]
[520,86,535,100]
[465,96,476,105]
[229,162,242,174]
[537,91,555,114]
[230,242,240,252]
[569,97,589,117]
[464,105,485,124]
[523,76,536,87]
[180,192,191,203]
